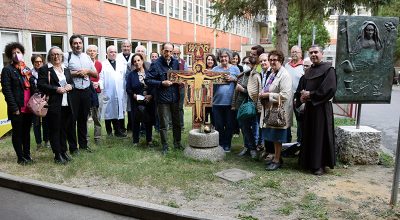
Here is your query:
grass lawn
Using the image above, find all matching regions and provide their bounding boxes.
[1,108,397,219]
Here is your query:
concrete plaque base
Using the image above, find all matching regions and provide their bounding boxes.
[336,126,381,165]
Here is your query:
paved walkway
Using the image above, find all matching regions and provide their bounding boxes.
[361,85,400,152]
[0,186,136,220]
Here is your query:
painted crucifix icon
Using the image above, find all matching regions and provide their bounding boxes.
[169,43,227,128]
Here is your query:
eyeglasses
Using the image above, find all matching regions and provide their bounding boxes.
[34,60,43,63]
[50,54,63,57]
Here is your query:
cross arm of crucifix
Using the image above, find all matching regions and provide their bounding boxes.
[203,70,231,84]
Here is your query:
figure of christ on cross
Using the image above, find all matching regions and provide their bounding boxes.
[169,61,227,128]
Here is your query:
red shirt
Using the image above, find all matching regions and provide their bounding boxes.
[20,89,31,113]
[90,60,102,93]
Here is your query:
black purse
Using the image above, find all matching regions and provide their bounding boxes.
[135,102,151,123]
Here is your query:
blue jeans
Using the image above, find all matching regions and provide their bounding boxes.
[253,113,263,146]
[212,105,233,150]
[240,116,257,150]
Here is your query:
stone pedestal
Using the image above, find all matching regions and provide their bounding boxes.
[184,129,225,161]
[336,126,381,165]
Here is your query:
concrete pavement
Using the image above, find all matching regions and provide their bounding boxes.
[360,85,400,152]
[0,172,232,220]
[0,186,136,220]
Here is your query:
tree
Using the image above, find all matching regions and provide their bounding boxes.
[287,4,330,50]
[211,0,392,56]
[289,15,330,50]
[378,0,400,62]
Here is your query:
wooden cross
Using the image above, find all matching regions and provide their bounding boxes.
[168,43,228,128]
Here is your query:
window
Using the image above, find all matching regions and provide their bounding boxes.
[131,0,146,10]
[31,34,47,61]
[139,41,147,51]
[88,37,98,47]
[117,41,123,53]
[151,0,165,15]
[106,40,115,50]
[131,41,139,52]
[183,0,193,22]
[151,43,159,54]
[195,0,204,25]
[51,36,63,49]
[169,0,179,18]
[0,32,19,69]
[205,0,212,27]
[105,0,126,5]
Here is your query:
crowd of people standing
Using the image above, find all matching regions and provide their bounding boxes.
[0,36,337,175]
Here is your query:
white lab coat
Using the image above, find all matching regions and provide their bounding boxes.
[99,60,125,120]
[116,53,133,112]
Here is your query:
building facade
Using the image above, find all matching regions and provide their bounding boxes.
[0,0,255,69]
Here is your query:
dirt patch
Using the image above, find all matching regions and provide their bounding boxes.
[43,165,400,219]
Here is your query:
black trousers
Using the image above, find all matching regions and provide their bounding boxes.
[33,115,49,145]
[47,107,74,154]
[71,88,91,149]
[10,113,33,160]
[105,119,122,135]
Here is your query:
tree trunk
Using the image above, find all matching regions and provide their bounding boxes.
[275,0,289,57]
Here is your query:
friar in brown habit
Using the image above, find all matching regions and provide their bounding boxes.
[295,44,337,176]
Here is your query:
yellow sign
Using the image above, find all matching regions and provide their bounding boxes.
[0,83,12,137]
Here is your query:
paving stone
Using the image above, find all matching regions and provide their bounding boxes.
[215,168,255,182]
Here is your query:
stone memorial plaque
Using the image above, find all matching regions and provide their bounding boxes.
[215,168,255,182]
[335,16,399,103]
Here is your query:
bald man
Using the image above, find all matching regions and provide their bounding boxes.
[284,45,304,145]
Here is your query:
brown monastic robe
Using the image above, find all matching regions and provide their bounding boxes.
[296,62,337,170]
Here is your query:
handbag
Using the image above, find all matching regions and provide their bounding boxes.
[263,95,286,128]
[135,103,151,123]
[27,71,50,117]
[236,96,256,120]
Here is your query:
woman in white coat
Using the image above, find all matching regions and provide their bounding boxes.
[99,45,126,137]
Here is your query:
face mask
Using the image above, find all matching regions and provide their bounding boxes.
[242,64,251,72]
[13,53,24,63]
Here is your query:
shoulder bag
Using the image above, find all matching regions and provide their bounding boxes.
[27,71,50,117]
[263,95,286,128]
[236,96,256,120]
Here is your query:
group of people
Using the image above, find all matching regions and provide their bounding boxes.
[1,35,336,175]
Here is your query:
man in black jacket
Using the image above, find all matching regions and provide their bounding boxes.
[145,43,181,154]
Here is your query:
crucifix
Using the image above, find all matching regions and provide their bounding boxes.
[169,43,228,129]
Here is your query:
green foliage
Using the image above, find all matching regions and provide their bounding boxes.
[378,0,400,62]
[288,4,331,50]
[237,214,259,220]
[277,202,295,216]
[299,192,329,219]
[163,200,180,208]
[334,117,356,127]
[211,0,269,31]
[379,151,394,167]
